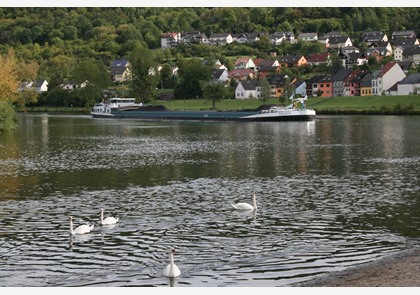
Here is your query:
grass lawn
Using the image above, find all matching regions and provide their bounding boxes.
[305,95,420,114]
[20,95,420,115]
[155,95,420,115]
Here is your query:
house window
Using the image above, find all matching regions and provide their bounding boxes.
[326,84,330,87]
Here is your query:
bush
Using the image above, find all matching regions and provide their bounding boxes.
[0,101,18,133]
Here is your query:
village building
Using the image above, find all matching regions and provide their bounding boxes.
[161,32,181,48]
[235,80,260,99]
[317,75,333,97]
[397,73,420,95]
[305,75,325,97]
[371,62,406,95]
[298,33,318,42]
[278,55,307,68]
[233,57,256,70]
[110,59,131,83]
[211,68,229,83]
[306,53,331,66]
[208,33,233,45]
[228,69,256,82]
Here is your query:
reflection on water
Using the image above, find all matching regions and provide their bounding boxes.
[0,113,419,287]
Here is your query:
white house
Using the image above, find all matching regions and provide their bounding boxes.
[18,80,48,93]
[60,80,89,91]
[236,32,261,44]
[274,31,295,42]
[393,45,404,61]
[161,32,181,48]
[269,33,286,45]
[233,57,255,70]
[397,73,420,95]
[211,68,228,83]
[110,59,131,82]
[235,80,260,99]
[298,33,318,42]
[208,33,233,45]
[371,62,406,95]
[293,80,307,97]
[327,36,353,49]
[18,81,33,92]
[362,31,388,43]
[35,80,48,93]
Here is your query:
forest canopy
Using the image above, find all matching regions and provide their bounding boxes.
[1,7,418,65]
[0,7,418,107]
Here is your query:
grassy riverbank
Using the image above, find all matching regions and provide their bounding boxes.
[20,95,420,115]
[306,95,420,115]
[156,95,420,115]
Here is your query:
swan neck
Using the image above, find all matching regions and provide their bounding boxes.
[253,194,257,209]
[69,219,74,234]
[169,252,174,265]
[100,211,104,222]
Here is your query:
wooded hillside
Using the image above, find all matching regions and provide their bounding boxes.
[0,7,419,108]
[1,8,418,65]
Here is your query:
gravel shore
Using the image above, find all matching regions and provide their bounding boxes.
[302,247,420,287]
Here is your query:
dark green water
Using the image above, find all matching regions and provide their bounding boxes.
[0,113,419,286]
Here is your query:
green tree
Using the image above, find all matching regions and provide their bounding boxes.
[201,81,226,109]
[0,51,20,104]
[0,101,17,133]
[16,89,38,110]
[259,78,271,104]
[329,53,343,74]
[129,46,159,103]
[71,60,110,89]
[159,64,179,89]
[0,51,19,132]
[42,55,76,88]
[174,58,211,99]
[70,61,109,106]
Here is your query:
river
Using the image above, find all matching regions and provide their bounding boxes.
[0,113,419,287]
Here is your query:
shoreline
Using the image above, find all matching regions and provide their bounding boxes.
[300,246,420,287]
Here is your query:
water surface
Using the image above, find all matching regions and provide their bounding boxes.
[0,113,419,287]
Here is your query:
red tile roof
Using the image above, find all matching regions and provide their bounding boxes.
[378,62,398,77]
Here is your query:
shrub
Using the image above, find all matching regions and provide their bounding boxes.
[0,101,18,133]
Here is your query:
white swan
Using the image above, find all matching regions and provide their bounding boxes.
[69,216,94,235]
[163,249,181,278]
[231,192,257,211]
[100,208,119,225]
